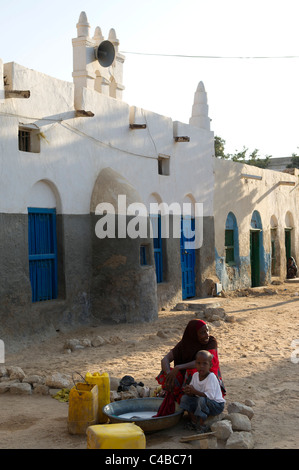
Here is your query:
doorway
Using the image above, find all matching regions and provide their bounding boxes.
[250,230,260,287]
[180,217,195,299]
[285,229,291,261]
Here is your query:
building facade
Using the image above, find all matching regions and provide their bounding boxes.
[0,13,216,349]
[0,12,298,349]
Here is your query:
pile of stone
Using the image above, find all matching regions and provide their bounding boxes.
[202,400,255,449]
[175,302,236,326]
[63,335,122,353]
[0,365,73,396]
[0,366,151,401]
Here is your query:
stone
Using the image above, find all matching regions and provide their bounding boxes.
[128,385,139,398]
[0,383,10,393]
[244,399,255,407]
[110,390,121,402]
[227,401,254,419]
[119,390,137,400]
[228,412,251,432]
[225,314,236,323]
[0,366,7,377]
[175,303,188,311]
[23,375,45,385]
[211,314,221,322]
[226,431,254,449]
[205,412,225,427]
[199,436,218,449]
[45,372,72,389]
[157,330,168,338]
[91,335,106,347]
[7,366,25,381]
[109,377,120,390]
[204,307,226,321]
[10,382,32,395]
[33,384,49,395]
[63,339,81,351]
[211,419,233,441]
[108,336,122,345]
[137,385,150,397]
[81,338,91,348]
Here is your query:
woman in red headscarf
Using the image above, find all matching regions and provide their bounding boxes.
[156,319,225,404]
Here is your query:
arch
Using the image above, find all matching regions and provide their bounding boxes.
[285,211,294,228]
[225,211,237,230]
[28,179,61,213]
[147,192,163,210]
[182,193,196,217]
[270,215,278,228]
[250,210,262,230]
[90,167,144,214]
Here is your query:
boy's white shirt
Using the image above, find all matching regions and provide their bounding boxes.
[190,372,225,403]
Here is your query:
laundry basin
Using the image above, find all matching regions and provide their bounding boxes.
[102,397,183,433]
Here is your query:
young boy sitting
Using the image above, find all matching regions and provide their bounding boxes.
[180,350,225,432]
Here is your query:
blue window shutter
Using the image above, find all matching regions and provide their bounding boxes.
[28,208,58,302]
[150,214,163,283]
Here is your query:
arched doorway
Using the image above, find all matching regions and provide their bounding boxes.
[27,180,61,302]
[90,167,158,323]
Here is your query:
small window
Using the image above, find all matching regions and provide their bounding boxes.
[225,229,234,264]
[18,130,31,152]
[18,126,40,153]
[158,155,170,176]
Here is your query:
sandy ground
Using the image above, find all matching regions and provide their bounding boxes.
[1,281,299,450]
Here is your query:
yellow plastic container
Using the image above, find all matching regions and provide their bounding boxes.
[86,423,146,449]
[68,383,99,435]
[85,372,110,423]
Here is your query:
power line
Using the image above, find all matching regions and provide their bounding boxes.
[121,50,299,60]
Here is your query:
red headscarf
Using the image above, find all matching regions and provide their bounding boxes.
[171,319,217,366]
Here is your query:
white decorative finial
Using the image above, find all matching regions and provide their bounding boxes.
[189,81,210,130]
[108,28,119,50]
[93,26,104,42]
[77,11,90,38]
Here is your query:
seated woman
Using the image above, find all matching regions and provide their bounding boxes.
[156,319,225,404]
[287,257,297,279]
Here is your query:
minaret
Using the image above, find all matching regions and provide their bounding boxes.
[72,11,125,109]
[72,11,94,110]
[189,81,211,130]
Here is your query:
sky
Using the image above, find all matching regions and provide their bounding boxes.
[0,0,299,159]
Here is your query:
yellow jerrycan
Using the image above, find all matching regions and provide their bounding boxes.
[85,372,110,423]
[68,374,99,435]
[86,423,146,449]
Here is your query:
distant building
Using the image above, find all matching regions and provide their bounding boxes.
[267,156,293,171]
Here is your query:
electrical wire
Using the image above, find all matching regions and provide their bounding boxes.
[120,50,299,60]
[0,110,159,161]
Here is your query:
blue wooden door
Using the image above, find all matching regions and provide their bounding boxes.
[181,217,195,299]
[28,208,58,302]
[151,214,163,283]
